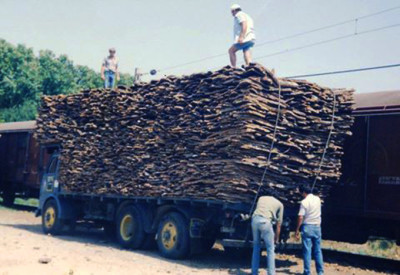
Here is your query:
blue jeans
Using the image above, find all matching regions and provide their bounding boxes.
[234,40,255,52]
[104,70,115,88]
[301,224,324,275]
[251,215,275,275]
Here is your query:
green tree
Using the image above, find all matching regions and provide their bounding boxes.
[0,39,134,122]
[38,50,79,96]
[119,73,133,86]
[75,65,103,89]
[1,100,38,122]
[0,40,41,121]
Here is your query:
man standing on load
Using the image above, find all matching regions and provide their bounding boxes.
[251,195,284,275]
[229,4,256,67]
[295,185,324,275]
[101,47,120,88]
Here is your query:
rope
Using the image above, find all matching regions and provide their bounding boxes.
[311,90,337,193]
[248,82,337,214]
[248,76,282,215]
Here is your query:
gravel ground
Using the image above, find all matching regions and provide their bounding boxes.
[0,207,395,275]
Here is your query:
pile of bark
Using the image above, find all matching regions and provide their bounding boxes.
[35,64,354,204]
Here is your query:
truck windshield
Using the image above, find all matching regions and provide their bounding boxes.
[47,157,58,174]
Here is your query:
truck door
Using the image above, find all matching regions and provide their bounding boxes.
[41,154,60,194]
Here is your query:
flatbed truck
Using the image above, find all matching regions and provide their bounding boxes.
[36,146,294,259]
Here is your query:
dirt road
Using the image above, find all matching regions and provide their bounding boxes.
[0,207,393,275]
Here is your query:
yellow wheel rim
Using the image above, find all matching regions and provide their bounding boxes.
[161,222,178,250]
[120,214,134,241]
[44,206,56,229]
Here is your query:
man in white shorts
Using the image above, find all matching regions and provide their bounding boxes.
[228,4,256,67]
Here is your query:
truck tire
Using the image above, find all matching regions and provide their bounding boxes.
[116,205,145,249]
[157,212,190,259]
[2,188,15,207]
[42,199,63,235]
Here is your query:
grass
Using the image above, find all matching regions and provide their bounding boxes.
[14,198,39,207]
[288,232,400,260]
[323,238,399,260]
[0,197,39,208]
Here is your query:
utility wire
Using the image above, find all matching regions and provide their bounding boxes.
[287,63,400,79]
[252,23,400,62]
[207,23,400,71]
[156,5,400,73]
[256,5,400,48]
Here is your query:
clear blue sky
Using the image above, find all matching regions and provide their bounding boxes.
[1,0,399,93]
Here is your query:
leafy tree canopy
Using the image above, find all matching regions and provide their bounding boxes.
[0,39,134,122]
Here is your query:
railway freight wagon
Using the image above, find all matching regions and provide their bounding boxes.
[325,90,400,244]
[0,121,49,206]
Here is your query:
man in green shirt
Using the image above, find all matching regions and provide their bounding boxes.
[251,196,284,275]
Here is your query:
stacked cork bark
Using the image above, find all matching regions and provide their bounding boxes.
[35,64,354,204]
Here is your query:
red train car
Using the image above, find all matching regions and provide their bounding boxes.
[325,90,400,243]
[0,121,48,205]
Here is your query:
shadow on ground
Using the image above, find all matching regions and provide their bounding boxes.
[0,202,37,212]
[5,212,398,274]
[3,219,400,274]
[1,222,300,274]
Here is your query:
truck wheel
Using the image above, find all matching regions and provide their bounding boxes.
[157,212,190,259]
[116,205,145,249]
[42,199,63,235]
[2,188,15,207]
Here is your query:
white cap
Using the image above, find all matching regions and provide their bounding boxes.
[230,4,241,10]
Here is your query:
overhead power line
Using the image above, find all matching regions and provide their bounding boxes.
[157,5,400,73]
[256,5,400,48]
[206,23,400,71]
[253,23,400,61]
[286,63,400,79]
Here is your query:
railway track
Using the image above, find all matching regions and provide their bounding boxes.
[278,245,400,274]
[321,248,400,274]
[224,239,399,273]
